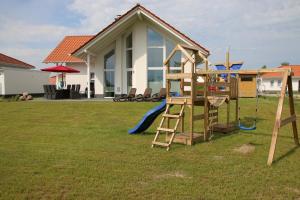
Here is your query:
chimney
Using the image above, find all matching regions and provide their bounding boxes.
[114,15,122,21]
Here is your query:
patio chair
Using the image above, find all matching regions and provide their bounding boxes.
[43,85,49,99]
[70,84,81,99]
[113,88,137,102]
[134,88,152,102]
[49,85,59,99]
[151,88,167,102]
[67,84,71,90]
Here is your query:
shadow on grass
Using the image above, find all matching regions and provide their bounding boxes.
[272,145,300,165]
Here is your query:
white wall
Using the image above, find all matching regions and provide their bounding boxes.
[261,77,300,92]
[2,67,49,95]
[0,70,4,95]
[132,21,147,94]
[65,62,95,93]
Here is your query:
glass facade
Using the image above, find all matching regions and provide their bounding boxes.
[126,33,133,92]
[104,50,115,97]
[148,70,163,93]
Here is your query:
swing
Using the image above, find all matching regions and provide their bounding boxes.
[238,75,259,131]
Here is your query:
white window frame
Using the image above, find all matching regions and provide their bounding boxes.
[147,27,181,88]
[125,32,133,93]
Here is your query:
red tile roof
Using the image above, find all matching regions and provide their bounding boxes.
[72,4,209,55]
[44,35,93,63]
[0,53,35,69]
[262,65,300,78]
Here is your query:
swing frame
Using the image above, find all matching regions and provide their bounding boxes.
[197,68,299,165]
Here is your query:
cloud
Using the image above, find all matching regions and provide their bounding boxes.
[0,0,299,68]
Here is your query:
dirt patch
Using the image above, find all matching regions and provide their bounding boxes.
[234,143,255,154]
[154,171,191,179]
[286,187,300,194]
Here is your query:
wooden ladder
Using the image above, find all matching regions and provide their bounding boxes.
[152,102,185,151]
[207,106,218,138]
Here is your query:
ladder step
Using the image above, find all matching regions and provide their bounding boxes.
[162,114,180,118]
[167,101,186,105]
[209,116,218,120]
[152,141,169,147]
[157,128,175,132]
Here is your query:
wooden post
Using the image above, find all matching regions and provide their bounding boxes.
[236,74,240,123]
[87,53,91,99]
[287,75,299,145]
[166,62,170,131]
[267,71,289,165]
[226,49,231,127]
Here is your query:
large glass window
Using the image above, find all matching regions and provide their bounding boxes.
[148,48,163,67]
[148,28,163,46]
[126,33,133,92]
[166,40,181,67]
[148,70,163,93]
[147,28,181,93]
[104,50,115,97]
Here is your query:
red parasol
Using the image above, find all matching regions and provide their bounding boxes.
[41,65,80,87]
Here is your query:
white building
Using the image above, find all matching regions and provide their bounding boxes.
[44,4,209,98]
[260,65,300,93]
[0,53,49,96]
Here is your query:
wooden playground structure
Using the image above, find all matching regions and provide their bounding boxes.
[151,44,299,165]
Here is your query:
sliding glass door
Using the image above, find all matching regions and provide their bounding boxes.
[104,50,115,97]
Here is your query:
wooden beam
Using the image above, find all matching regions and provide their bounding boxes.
[197,69,291,75]
[166,73,193,80]
[280,115,297,128]
[267,71,289,166]
[287,75,299,145]
[177,44,195,64]
[164,45,179,65]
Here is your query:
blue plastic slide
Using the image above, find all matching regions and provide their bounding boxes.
[128,99,167,134]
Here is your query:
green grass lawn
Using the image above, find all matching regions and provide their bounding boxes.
[0,98,299,199]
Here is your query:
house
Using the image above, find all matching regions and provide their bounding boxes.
[0,53,49,96]
[44,4,209,98]
[260,65,300,93]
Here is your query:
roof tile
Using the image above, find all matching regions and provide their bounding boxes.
[43,35,93,63]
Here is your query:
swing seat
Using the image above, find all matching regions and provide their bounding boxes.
[239,124,256,131]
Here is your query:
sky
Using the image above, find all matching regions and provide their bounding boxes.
[0,0,300,69]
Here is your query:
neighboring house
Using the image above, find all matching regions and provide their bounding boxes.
[44,4,209,98]
[0,53,49,96]
[260,65,300,92]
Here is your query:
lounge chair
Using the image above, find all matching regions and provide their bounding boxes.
[70,84,81,99]
[151,88,167,102]
[134,88,152,102]
[113,88,137,102]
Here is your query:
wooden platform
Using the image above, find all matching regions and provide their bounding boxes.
[166,132,204,145]
[213,122,238,133]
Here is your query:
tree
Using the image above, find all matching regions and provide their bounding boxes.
[281,62,289,66]
[261,65,267,69]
